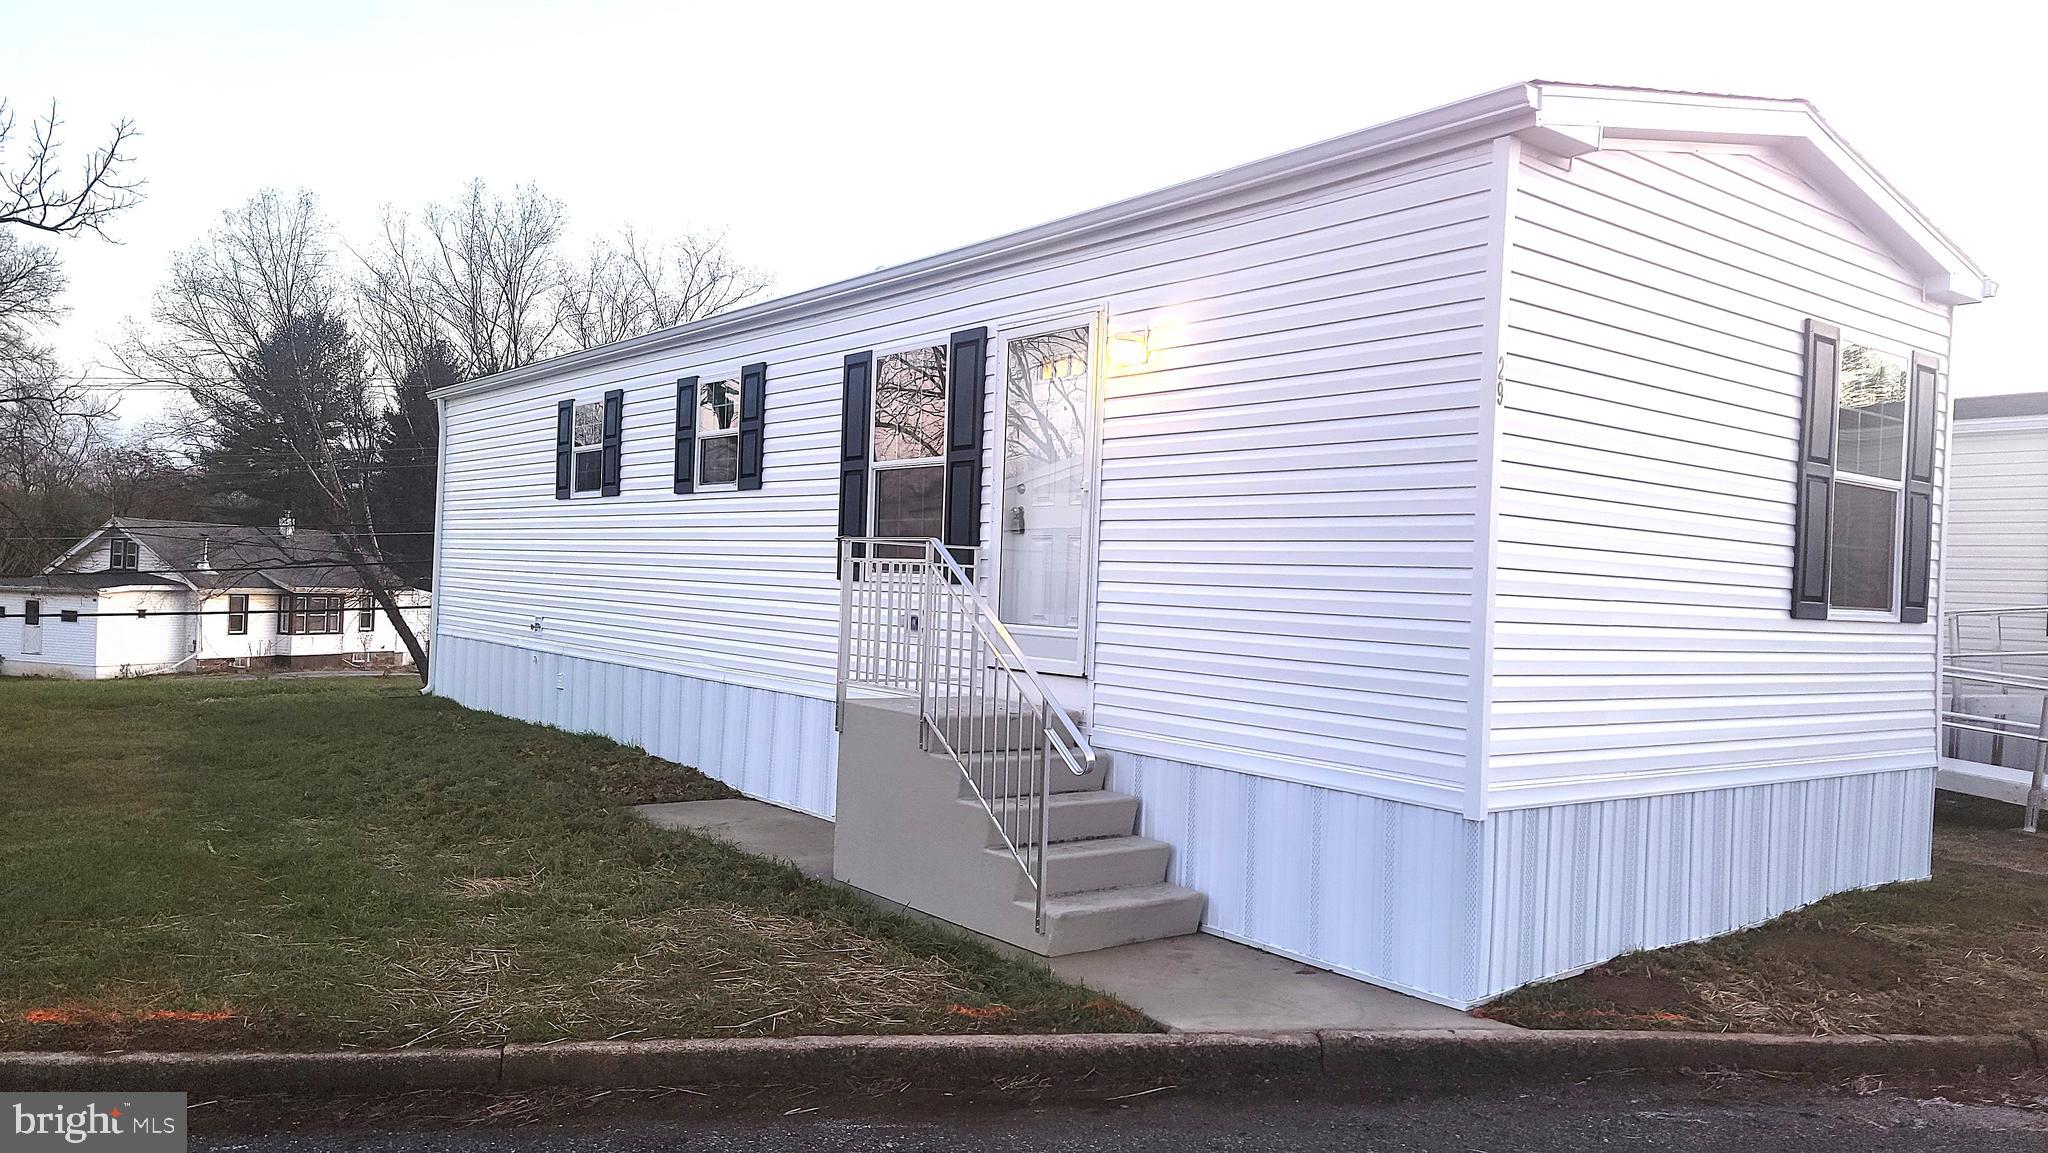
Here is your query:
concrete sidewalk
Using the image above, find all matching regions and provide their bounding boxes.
[632,797,1501,1034]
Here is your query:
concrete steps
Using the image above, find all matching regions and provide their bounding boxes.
[956,751,1107,797]
[834,698,1204,957]
[1026,883,1210,955]
[970,790,1140,846]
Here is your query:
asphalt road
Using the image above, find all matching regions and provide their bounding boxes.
[192,1079,2048,1152]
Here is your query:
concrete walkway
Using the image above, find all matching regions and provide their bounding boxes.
[631,797,1501,1033]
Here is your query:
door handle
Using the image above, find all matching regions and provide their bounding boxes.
[1008,506,1026,534]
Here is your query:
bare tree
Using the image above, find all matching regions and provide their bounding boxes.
[118,190,431,677]
[419,180,567,376]
[558,226,769,349]
[0,366,113,573]
[0,99,142,237]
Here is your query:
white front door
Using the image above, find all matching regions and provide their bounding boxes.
[994,319,1097,675]
[21,599,41,655]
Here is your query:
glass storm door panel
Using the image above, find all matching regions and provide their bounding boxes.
[997,324,1094,674]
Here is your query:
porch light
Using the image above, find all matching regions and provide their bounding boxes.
[1108,328,1150,370]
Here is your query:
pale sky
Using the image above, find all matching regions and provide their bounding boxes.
[4,0,2038,421]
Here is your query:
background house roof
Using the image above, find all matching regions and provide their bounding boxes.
[47,519,419,592]
[0,571,188,593]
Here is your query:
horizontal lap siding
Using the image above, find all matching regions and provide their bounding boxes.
[438,147,1495,805]
[1487,147,1953,808]
[1944,424,2048,677]
[1089,154,1492,806]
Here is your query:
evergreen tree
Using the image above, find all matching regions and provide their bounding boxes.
[373,338,459,586]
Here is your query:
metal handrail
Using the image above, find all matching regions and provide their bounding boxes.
[1940,604,2048,832]
[834,536,1093,932]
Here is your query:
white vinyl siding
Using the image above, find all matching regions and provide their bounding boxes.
[1945,416,2048,681]
[0,592,99,677]
[435,146,1496,806]
[1485,144,1953,809]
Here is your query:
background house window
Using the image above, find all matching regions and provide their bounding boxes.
[227,594,248,635]
[110,538,139,571]
[697,379,742,487]
[280,594,343,635]
[870,346,947,553]
[359,600,375,631]
[573,400,604,492]
[1828,342,1909,613]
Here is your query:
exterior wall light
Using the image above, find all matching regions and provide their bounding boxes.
[1108,328,1150,370]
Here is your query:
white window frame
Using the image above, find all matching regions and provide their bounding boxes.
[694,376,743,492]
[110,538,139,571]
[571,399,605,495]
[867,340,950,544]
[1826,333,1910,621]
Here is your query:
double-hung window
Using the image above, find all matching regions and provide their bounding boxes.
[1793,319,1936,623]
[227,594,248,635]
[572,401,605,493]
[110,538,139,571]
[358,599,375,632]
[870,345,949,552]
[280,594,343,635]
[1826,341,1910,615]
[696,379,742,488]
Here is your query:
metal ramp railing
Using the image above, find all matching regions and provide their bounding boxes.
[833,536,1096,932]
[1940,605,2048,832]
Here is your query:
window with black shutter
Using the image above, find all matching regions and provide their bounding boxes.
[1789,319,1938,622]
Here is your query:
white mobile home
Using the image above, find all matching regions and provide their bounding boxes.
[427,82,1993,1007]
[1938,393,2047,806]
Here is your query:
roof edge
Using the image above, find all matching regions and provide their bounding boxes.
[432,83,1543,403]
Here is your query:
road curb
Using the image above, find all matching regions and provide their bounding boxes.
[0,1030,2036,1096]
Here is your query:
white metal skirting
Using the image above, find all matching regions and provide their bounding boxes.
[1110,752,1487,1006]
[1113,752,1934,1008]
[432,635,838,818]
[1476,768,1934,1002]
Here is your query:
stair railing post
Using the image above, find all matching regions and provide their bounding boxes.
[835,538,852,731]
[1036,698,1053,935]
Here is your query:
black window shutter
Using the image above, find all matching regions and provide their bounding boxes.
[600,388,624,497]
[673,377,698,494]
[1900,352,1939,624]
[554,399,574,500]
[1790,320,1841,620]
[944,326,989,565]
[837,351,873,573]
[738,361,768,491]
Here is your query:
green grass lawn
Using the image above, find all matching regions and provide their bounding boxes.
[1482,794,2048,1034]
[0,676,1146,1051]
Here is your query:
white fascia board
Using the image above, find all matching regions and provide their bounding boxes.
[1529,84,1992,302]
[38,518,116,574]
[433,84,1544,403]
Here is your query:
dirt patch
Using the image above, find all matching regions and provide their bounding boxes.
[1747,929,1922,987]
[1572,970,1697,1015]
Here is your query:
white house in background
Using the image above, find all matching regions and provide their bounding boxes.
[1937,393,2048,810]
[0,518,431,679]
[425,82,1994,1007]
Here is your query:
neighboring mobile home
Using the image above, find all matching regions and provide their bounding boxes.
[427,82,1994,1007]
[1938,393,2047,805]
[0,518,431,679]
